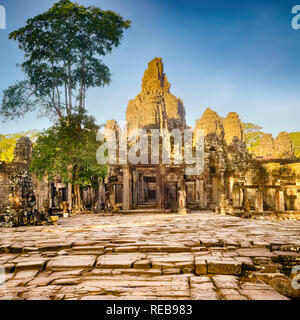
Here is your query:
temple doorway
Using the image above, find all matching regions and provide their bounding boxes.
[137,170,157,207]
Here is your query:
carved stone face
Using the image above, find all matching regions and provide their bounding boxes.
[13,137,33,164]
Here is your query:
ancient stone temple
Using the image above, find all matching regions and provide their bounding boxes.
[1,58,299,217]
[0,137,70,213]
[104,58,300,214]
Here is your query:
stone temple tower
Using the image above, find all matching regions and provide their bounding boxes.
[13,137,33,166]
[126,57,186,133]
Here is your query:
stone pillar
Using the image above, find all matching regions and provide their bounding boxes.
[132,171,138,209]
[160,165,167,210]
[212,177,218,205]
[239,188,244,207]
[255,189,264,213]
[294,190,300,211]
[123,165,130,211]
[229,178,234,201]
[110,185,116,207]
[199,180,205,207]
[276,190,285,211]
[156,166,162,209]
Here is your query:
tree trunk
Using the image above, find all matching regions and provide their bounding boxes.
[68,54,72,115]
[64,74,68,115]
[79,55,86,110]
[67,164,73,212]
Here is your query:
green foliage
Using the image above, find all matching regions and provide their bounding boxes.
[1,0,131,120]
[0,130,39,162]
[30,111,106,189]
[242,122,264,153]
[289,132,300,158]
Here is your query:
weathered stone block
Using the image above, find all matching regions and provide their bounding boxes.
[47,255,96,271]
[133,259,151,269]
[212,275,239,289]
[207,259,242,275]
[15,259,47,271]
[195,259,207,275]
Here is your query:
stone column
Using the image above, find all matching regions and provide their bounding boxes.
[276,190,285,211]
[255,188,264,213]
[294,189,300,211]
[295,181,300,211]
[239,188,244,207]
[160,165,167,210]
[123,165,130,211]
[199,180,205,208]
[156,166,162,209]
[132,171,138,209]
[229,178,234,201]
[110,185,116,208]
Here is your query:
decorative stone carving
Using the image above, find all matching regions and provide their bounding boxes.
[223,112,246,145]
[195,108,224,137]
[254,134,275,158]
[254,132,294,160]
[274,132,294,159]
[13,137,33,165]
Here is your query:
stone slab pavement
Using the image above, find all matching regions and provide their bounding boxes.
[0,211,299,300]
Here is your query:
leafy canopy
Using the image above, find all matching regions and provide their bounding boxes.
[289,132,300,158]
[31,111,106,189]
[242,122,264,153]
[1,0,131,120]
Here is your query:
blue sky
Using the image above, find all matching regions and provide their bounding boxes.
[0,0,299,136]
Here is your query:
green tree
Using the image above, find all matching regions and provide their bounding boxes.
[31,111,106,210]
[0,130,39,162]
[1,0,131,120]
[242,123,264,153]
[289,132,300,158]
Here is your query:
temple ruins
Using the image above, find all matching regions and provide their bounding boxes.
[0,57,300,218]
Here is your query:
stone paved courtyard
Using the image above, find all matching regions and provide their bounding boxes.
[0,211,300,300]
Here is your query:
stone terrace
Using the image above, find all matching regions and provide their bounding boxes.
[0,212,300,300]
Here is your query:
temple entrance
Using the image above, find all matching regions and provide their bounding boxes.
[167,182,178,210]
[137,169,157,207]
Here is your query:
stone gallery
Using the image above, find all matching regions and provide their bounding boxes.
[0,58,299,301]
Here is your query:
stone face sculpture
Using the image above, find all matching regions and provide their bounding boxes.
[254,134,275,158]
[194,108,224,137]
[13,137,33,165]
[126,57,186,133]
[254,132,294,159]
[223,112,246,145]
[274,132,294,159]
